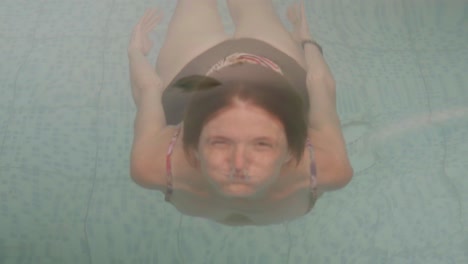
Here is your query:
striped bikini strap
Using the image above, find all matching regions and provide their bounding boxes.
[165,124,182,202]
[306,137,318,193]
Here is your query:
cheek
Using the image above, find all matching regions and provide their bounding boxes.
[252,148,284,161]
[198,149,227,168]
[247,152,285,171]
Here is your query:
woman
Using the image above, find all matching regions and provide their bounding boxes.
[128,0,352,226]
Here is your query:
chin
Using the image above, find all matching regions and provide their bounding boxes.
[220,185,256,199]
[217,180,270,200]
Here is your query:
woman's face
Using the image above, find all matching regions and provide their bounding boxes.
[195,101,292,199]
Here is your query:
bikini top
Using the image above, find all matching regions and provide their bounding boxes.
[164,124,319,213]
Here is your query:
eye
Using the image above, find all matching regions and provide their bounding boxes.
[256,141,272,148]
[211,140,227,146]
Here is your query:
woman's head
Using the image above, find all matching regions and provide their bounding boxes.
[178,65,309,198]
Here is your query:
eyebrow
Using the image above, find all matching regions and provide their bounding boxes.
[207,135,277,142]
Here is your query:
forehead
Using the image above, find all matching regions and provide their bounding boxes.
[202,104,285,140]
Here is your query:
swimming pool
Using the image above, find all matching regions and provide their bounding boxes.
[0,0,466,263]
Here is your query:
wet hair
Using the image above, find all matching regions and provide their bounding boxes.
[174,71,310,167]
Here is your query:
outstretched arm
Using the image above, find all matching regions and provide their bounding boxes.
[305,53,353,191]
[128,49,166,137]
[128,8,166,139]
[128,8,169,181]
[288,2,352,190]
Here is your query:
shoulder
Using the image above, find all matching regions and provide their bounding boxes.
[307,126,353,192]
[130,125,181,191]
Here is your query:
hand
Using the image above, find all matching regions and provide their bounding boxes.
[287,1,312,45]
[128,8,163,56]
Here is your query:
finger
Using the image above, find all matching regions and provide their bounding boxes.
[286,6,293,21]
[148,10,163,28]
[144,18,161,33]
[293,3,299,17]
[144,11,163,33]
[143,9,161,26]
[141,9,151,25]
[287,4,297,23]
[300,1,306,18]
[142,8,157,25]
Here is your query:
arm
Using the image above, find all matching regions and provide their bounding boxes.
[128,8,166,138]
[304,48,353,191]
[128,8,168,180]
[287,0,353,189]
[303,41,339,129]
[128,48,167,180]
[286,1,338,128]
[128,48,166,138]
[304,47,353,190]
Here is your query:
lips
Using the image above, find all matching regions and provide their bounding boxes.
[230,173,250,181]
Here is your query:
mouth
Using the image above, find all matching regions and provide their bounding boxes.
[229,173,250,181]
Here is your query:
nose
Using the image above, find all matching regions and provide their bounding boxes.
[231,145,247,171]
